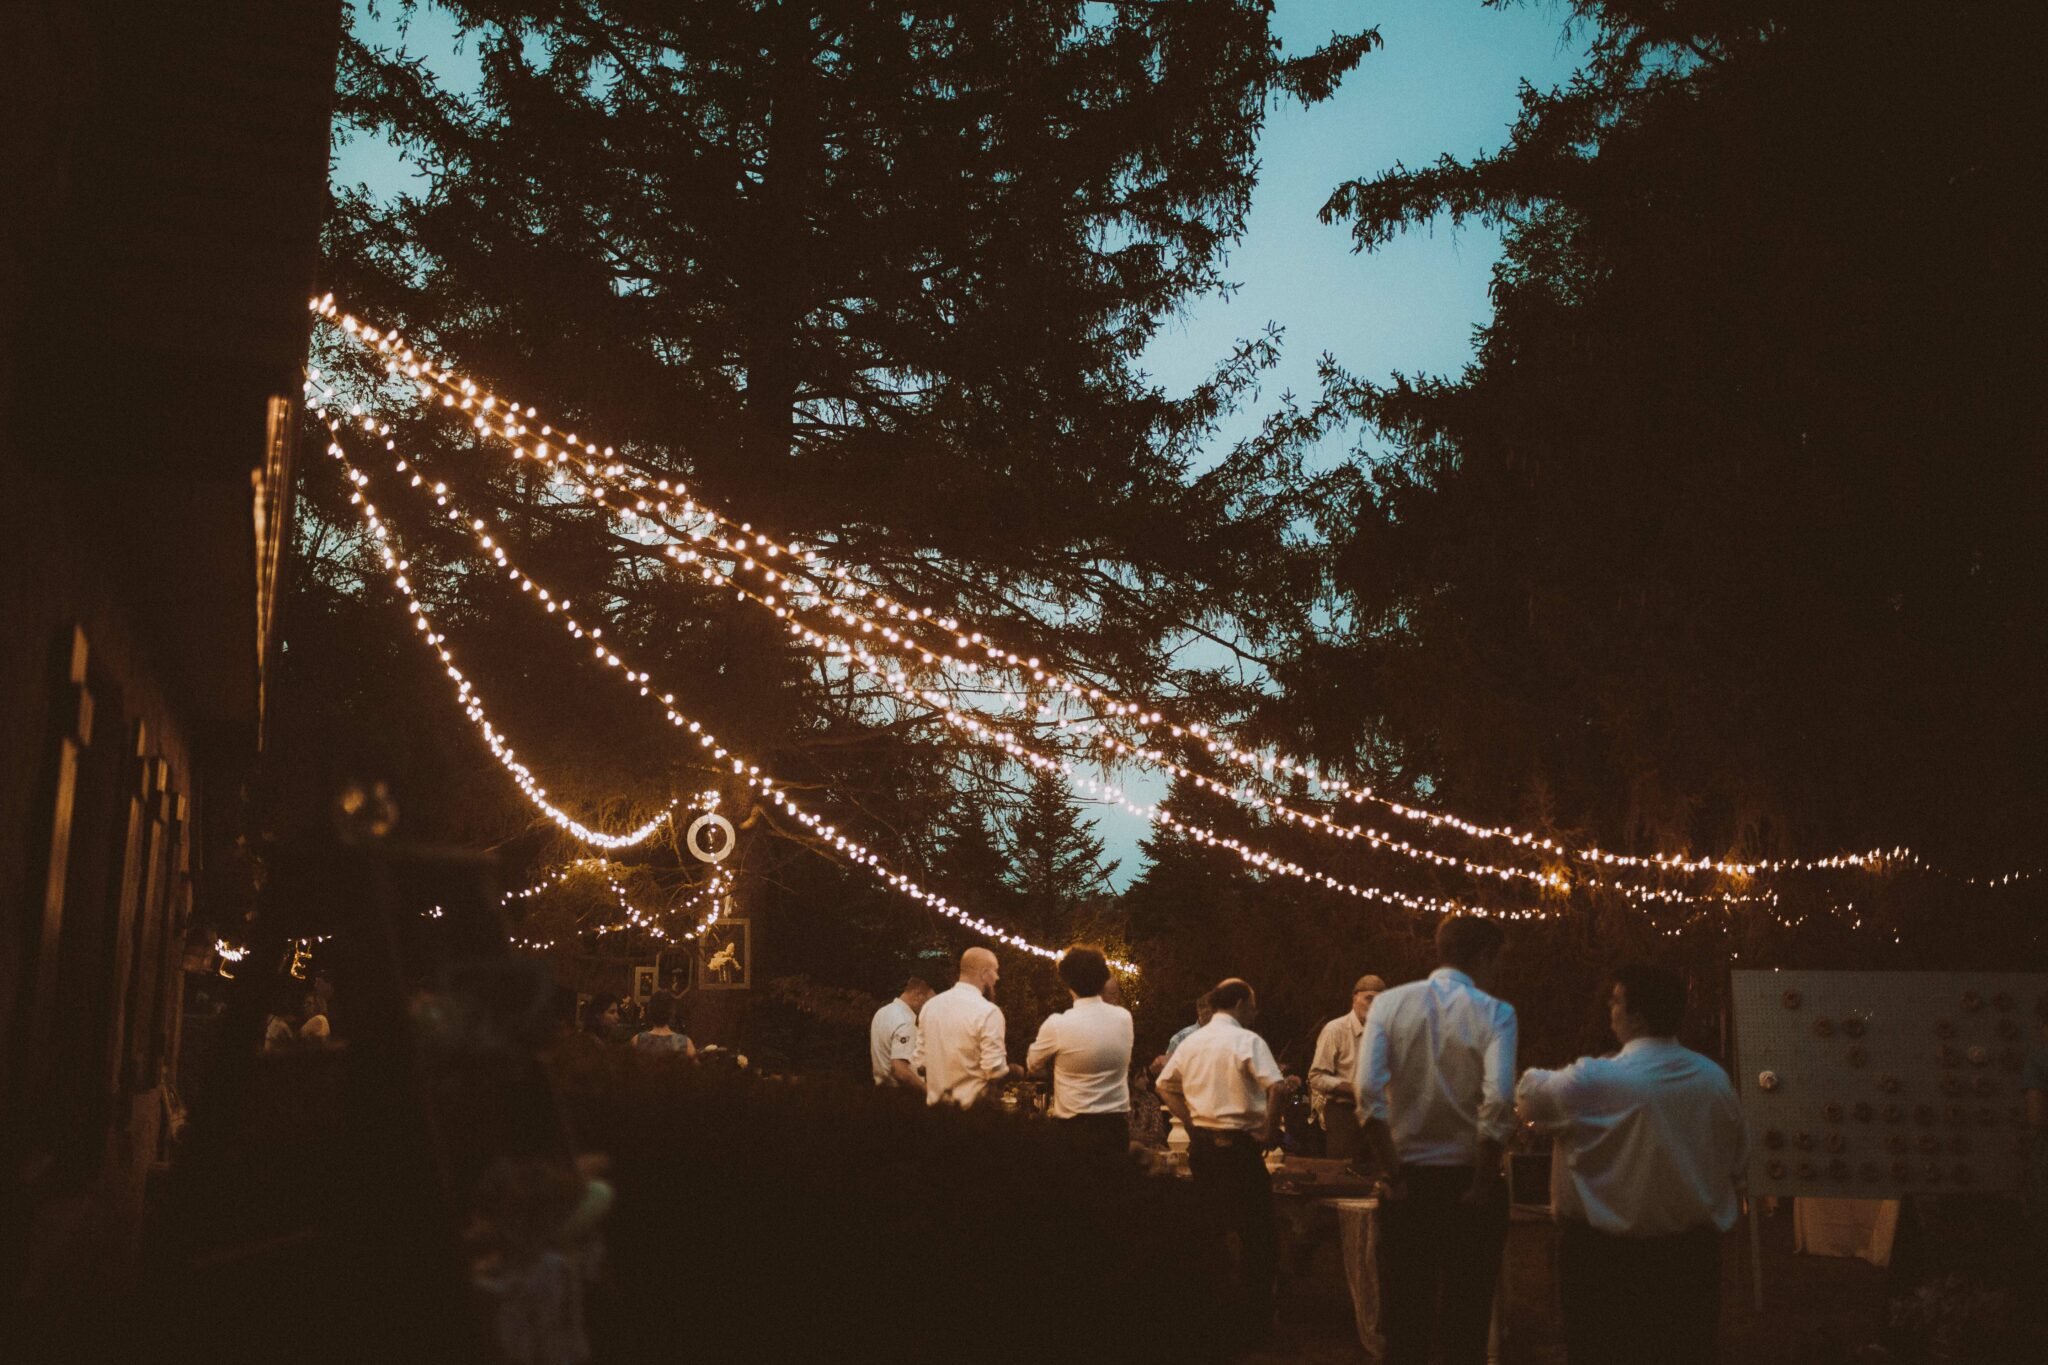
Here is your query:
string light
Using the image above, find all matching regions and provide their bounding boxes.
[312,410,1100,967]
[320,389,1535,916]
[331,396,1526,923]
[308,401,681,851]
[311,300,2041,896]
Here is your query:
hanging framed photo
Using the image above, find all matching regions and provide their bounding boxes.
[697,919,751,990]
[631,964,658,1002]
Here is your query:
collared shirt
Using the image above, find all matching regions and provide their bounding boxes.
[913,980,1008,1107]
[869,998,918,1086]
[1357,967,1518,1166]
[1308,1010,1366,1125]
[1164,1021,1201,1061]
[1157,1014,1284,1132]
[1027,996,1134,1118]
[1517,1037,1749,1236]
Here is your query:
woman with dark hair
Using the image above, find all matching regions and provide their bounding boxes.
[630,990,695,1057]
[583,993,622,1043]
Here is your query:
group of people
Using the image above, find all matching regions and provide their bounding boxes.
[577,989,696,1056]
[262,972,335,1051]
[867,918,1754,1364]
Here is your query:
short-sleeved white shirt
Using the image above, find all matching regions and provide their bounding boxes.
[1027,996,1134,1117]
[869,997,918,1085]
[1157,1013,1284,1132]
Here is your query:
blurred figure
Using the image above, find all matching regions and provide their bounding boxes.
[263,984,302,1052]
[2026,994,2048,1299]
[869,976,935,1088]
[914,947,1019,1107]
[1151,992,1214,1077]
[298,987,332,1045]
[1027,946,1134,1155]
[630,991,694,1057]
[1309,974,1385,1160]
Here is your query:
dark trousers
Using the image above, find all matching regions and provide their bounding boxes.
[1056,1111,1130,1158]
[1321,1100,1362,1161]
[1187,1128,1278,1328]
[1559,1219,1721,1365]
[1377,1165,1508,1365]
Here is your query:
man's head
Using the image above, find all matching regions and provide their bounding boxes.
[1102,973,1125,1007]
[1435,915,1507,986]
[1210,978,1257,1025]
[958,947,1000,992]
[1194,991,1215,1026]
[1609,965,1685,1044]
[1057,946,1112,1000]
[901,976,935,1013]
[1350,974,1387,1021]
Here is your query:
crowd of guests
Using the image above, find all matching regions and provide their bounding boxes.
[867,917,1768,1364]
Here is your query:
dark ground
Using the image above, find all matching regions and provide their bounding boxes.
[1247,1199,1943,1365]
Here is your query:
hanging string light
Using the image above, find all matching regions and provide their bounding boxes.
[311,298,2040,891]
[331,383,1797,922]
[311,409,1102,966]
[329,395,1553,922]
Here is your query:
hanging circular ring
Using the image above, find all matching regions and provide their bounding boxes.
[686,812,736,864]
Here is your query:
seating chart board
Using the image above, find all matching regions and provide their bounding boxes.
[1730,970,2044,1198]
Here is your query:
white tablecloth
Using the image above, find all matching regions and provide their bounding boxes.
[1328,1197,1384,1358]
[1792,1197,1899,1266]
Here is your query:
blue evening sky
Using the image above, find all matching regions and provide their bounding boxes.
[332,1,1586,883]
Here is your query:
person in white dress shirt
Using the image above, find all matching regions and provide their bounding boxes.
[1156,978,1301,1341]
[869,976,935,1088]
[1308,974,1385,1160]
[1516,964,1746,1365]
[913,947,1019,1107]
[1027,946,1134,1154]
[1356,916,1517,1365]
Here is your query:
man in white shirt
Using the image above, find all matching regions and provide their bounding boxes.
[1356,916,1517,1365]
[913,947,1017,1107]
[1309,973,1385,1160]
[1516,964,1746,1365]
[869,976,935,1088]
[1157,978,1301,1341]
[1027,946,1133,1154]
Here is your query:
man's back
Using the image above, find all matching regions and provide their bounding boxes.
[1521,1039,1746,1236]
[1160,1015,1281,1131]
[1360,967,1518,1166]
[917,981,1004,1107]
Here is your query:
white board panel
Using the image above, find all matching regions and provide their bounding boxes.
[1730,969,2044,1198]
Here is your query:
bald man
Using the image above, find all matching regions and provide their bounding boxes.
[913,948,1019,1107]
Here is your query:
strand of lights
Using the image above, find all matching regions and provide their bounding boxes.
[338,399,1523,926]
[594,868,731,942]
[313,415,1095,967]
[312,300,2040,891]
[309,407,681,851]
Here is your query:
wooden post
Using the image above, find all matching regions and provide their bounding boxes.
[27,626,93,1063]
[1747,1196,1765,1312]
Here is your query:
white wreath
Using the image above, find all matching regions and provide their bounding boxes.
[686,811,736,864]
